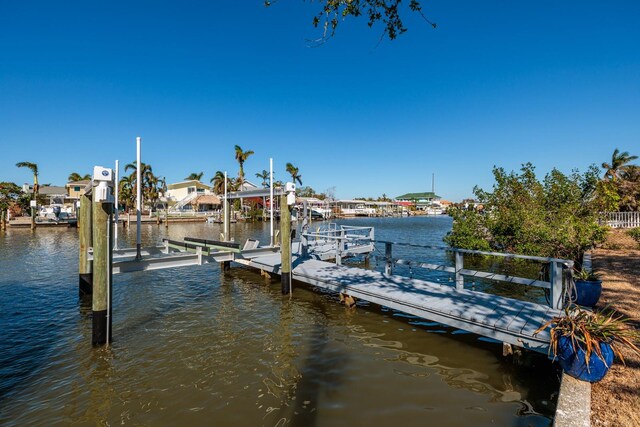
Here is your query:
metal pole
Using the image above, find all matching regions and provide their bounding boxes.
[385,242,393,275]
[114,159,119,249]
[136,137,142,260]
[106,208,112,346]
[224,171,229,241]
[455,251,464,290]
[79,192,93,297]
[270,158,274,246]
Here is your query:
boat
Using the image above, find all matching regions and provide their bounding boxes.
[36,204,78,227]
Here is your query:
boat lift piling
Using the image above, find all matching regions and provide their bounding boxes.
[79,191,93,297]
[90,166,115,346]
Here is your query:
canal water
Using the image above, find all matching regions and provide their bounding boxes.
[0,216,559,426]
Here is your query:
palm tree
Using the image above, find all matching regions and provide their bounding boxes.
[16,161,39,196]
[118,175,135,213]
[286,163,303,185]
[211,171,226,195]
[255,170,270,187]
[234,145,255,186]
[124,161,156,211]
[602,149,638,181]
[68,172,91,182]
[185,172,204,181]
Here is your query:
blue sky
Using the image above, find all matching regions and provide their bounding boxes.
[1,1,638,201]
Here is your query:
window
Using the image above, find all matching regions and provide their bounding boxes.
[74,186,81,192]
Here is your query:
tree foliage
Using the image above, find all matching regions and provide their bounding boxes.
[266,0,435,43]
[444,163,607,263]
[599,148,639,212]
[286,162,303,185]
[68,172,91,182]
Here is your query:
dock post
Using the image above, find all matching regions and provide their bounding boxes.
[91,168,114,346]
[549,261,564,309]
[455,251,464,290]
[335,228,344,265]
[30,200,36,230]
[79,192,93,297]
[384,242,392,275]
[280,193,292,295]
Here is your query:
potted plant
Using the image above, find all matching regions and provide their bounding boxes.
[573,268,602,307]
[535,305,640,382]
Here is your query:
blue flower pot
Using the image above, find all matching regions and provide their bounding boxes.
[574,279,602,307]
[556,335,613,382]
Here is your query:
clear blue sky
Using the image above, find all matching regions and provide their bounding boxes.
[1,1,638,201]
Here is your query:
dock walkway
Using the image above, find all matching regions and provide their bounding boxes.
[238,253,558,353]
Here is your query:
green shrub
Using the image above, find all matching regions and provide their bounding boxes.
[627,228,640,247]
[445,163,607,263]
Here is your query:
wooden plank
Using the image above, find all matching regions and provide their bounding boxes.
[242,253,555,352]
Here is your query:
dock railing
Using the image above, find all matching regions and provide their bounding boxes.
[300,227,573,310]
[377,240,573,310]
[301,224,375,263]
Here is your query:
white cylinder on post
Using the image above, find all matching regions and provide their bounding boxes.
[269,158,274,246]
[114,159,119,249]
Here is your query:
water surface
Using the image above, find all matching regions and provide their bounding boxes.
[0,216,559,426]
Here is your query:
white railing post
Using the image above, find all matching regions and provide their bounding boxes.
[384,242,393,275]
[455,251,464,290]
[335,230,343,266]
[549,261,564,309]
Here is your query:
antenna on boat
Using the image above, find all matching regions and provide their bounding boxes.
[432,173,435,194]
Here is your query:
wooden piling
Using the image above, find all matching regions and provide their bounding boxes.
[78,193,93,297]
[91,189,113,346]
[31,204,36,230]
[280,194,291,295]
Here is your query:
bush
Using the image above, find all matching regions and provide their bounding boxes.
[627,228,640,247]
[444,163,607,263]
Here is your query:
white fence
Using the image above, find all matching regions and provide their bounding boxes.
[603,211,640,229]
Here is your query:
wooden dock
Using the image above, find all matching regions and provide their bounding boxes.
[236,253,558,353]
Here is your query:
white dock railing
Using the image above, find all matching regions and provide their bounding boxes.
[377,241,573,310]
[602,211,640,228]
[300,226,574,310]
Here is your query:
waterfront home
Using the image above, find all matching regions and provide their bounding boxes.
[395,191,442,211]
[66,180,91,201]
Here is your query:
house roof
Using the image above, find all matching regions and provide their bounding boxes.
[34,186,67,195]
[66,180,91,187]
[191,194,221,205]
[167,180,211,190]
[395,192,441,200]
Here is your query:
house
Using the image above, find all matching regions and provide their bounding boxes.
[395,191,442,210]
[166,180,213,202]
[66,180,91,201]
[22,183,70,206]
